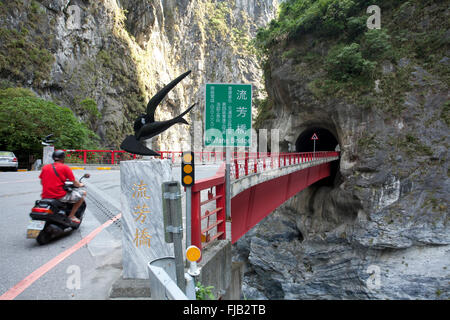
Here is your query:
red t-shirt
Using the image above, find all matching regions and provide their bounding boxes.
[39,162,75,199]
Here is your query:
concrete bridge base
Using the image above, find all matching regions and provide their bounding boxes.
[197,240,242,300]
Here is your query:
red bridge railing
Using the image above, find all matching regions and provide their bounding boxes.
[60,149,259,165]
[61,149,140,165]
[190,151,340,252]
[230,151,339,179]
[60,149,338,166]
[190,163,227,254]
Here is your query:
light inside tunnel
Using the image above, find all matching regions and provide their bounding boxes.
[295,127,339,153]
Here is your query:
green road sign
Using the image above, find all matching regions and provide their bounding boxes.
[204,83,252,147]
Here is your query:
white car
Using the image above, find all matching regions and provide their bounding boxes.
[0,151,18,171]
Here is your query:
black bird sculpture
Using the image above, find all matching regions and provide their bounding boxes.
[120,70,195,156]
[41,134,56,146]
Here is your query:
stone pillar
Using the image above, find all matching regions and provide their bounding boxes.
[120,159,174,279]
[42,146,54,165]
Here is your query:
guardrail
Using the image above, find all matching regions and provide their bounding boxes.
[59,149,259,165]
[60,149,140,165]
[59,149,340,166]
[230,151,340,179]
[190,151,340,251]
[190,163,227,252]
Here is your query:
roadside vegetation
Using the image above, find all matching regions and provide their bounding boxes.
[253,0,449,123]
[0,87,99,166]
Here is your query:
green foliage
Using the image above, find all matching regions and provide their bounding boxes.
[208,1,230,36]
[358,133,378,151]
[0,27,54,86]
[392,133,433,157]
[195,282,215,300]
[0,87,35,99]
[361,29,393,60]
[319,0,358,36]
[325,43,376,81]
[0,87,99,160]
[346,15,367,39]
[77,98,102,131]
[80,98,101,119]
[254,97,275,129]
[441,101,450,127]
[0,1,54,86]
[375,66,412,114]
[281,48,299,61]
[203,1,254,56]
[413,30,447,61]
[255,0,372,51]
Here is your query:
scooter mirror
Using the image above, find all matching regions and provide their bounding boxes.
[82,173,90,179]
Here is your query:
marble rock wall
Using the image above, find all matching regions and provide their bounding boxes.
[120,159,174,279]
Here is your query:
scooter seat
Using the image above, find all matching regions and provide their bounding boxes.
[38,198,65,208]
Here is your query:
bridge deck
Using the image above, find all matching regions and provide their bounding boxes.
[190,152,340,250]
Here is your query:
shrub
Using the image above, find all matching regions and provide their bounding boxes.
[346,15,367,39]
[325,43,376,81]
[0,87,99,161]
[441,100,450,127]
[195,282,215,300]
[361,29,393,60]
[80,98,101,119]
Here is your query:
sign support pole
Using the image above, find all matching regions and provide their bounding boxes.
[311,133,318,160]
[162,182,185,292]
[225,146,231,220]
[313,140,316,159]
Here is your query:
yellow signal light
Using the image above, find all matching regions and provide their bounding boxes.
[183,153,193,163]
[182,151,195,187]
[183,176,193,185]
[183,164,193,174]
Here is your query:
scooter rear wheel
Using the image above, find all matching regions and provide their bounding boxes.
[36,230,52,245]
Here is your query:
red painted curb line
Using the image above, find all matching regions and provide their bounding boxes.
[0,213,122,300]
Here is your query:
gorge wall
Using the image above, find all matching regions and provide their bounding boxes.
[1,0,448,300]
[0,0,278,149]
[235,0,449,299]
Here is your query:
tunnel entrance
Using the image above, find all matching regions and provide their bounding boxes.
[295,127,340,186]
[295,127,339,153]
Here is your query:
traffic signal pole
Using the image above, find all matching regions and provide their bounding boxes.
[181,151,195,250]
[186,186,191,249]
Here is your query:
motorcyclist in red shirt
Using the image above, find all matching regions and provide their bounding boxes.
[39,150,86,224]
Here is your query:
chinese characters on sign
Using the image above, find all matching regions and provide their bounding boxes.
[132,180,151,248]
[132,181,150,199]
[121,160,173,279]
[205,83,252,147]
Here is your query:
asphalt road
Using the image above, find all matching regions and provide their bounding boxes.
[0,163,220,300]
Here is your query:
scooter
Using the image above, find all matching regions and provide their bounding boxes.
[27,173,90,245]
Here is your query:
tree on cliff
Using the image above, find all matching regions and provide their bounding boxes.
[0,87,99,165]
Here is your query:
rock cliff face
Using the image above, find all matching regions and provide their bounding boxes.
[0,0,278,149]
[2,0,448,300]
[235,1,449,299]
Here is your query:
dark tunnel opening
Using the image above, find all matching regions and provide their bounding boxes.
[295,127,339,153]
[295,127,340,186]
